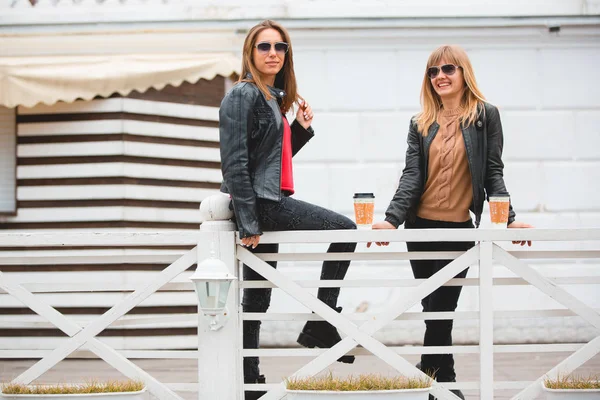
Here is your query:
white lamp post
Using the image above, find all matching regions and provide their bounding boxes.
[190,251,236,331]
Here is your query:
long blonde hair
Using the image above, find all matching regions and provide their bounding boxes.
[416,45,486,136]
[238,20,299,114]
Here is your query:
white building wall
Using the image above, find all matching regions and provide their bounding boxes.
[260,23,600,346]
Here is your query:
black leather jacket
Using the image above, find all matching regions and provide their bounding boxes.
[219,81,314,238]
[384,102,516,228]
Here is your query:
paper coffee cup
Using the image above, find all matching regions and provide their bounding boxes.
[489,195,510,229]
[353,193,375,229]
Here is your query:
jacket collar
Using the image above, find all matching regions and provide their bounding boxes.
[246,72,286,99]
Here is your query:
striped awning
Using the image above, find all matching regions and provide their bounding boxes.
[0,53,240,108]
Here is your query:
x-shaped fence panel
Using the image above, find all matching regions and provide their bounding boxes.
[238,245,480,400]
[1,248,197,400]
[492,245,600,399]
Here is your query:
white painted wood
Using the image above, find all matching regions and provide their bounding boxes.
[0,106,16,213]
[4,308,594,329]
[18,185,216,202]
[17,120,123,136]
[18,98,219,122]
[2,228,600,247]
[240,276,600,289]
[512,336,600,399]
[17,141,221,162]
[237,246,477,400]
[0,336,199,351]
[0,291,197,308]
[1,270,194,283]
[0,281,192,293]
[257,228,600,244]
[245,309,593,322]
[0,206,201,223]
[196,222,242,400]
[0,313,197,329]
[17,120,219,142]
[493,245,600,330]
[1,343,586,360]
[18,98,125,115]
[122,99,219,122]
[0,231,199,247]
[258,250,600,261]
[0,254,182,265]
[122,120,218,141]
[478,241,494,400]
[12,248,196,385]
[17,163,222,182]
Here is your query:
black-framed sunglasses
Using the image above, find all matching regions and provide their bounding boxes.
[427,64,461,79]
[255,41,289,55]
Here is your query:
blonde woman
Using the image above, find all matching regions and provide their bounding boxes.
[370,45,532,399]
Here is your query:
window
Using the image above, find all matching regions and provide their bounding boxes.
[0,106,16,214]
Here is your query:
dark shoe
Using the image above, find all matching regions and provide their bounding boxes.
[244,374,266,400]
[451,389,465,399]
[297,307,355,364]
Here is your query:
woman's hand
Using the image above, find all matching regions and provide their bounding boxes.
[241,235,261,249]
[507,221,534,247]
[367,221,396,248]
[296,100,313,130]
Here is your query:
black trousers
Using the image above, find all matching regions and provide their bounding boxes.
[405,216,474,382]
[241,196,357,381]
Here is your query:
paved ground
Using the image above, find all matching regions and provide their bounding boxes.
[1,353,599,399]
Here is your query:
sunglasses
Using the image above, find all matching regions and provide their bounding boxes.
[255,41,289,55]
[427,64,461,79]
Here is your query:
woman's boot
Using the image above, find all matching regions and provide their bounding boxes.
[297,306,355,363]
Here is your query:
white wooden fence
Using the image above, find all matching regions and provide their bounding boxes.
[1,222,599,400]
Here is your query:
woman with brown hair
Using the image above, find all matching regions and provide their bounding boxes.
[219,20,357,400]
[370,45,532,399]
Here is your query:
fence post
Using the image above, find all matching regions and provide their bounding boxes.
[479,241,494,399]
[196,194,241,399]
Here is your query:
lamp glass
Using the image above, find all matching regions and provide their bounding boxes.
[194,279,232,314]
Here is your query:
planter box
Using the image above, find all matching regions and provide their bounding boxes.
[286,388,430,400]
[542,382,600,400]
[0,389,147,400]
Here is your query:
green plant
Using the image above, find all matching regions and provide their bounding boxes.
[286,372,431,391]
[544,373,600,389]
[1,380,145,395]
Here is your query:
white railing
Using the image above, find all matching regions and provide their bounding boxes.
[1,223,599,400]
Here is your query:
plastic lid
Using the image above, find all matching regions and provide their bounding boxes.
[353,193,375,198]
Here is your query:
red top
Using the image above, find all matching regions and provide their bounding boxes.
[280,116,294,194]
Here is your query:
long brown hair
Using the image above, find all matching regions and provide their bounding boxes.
[238,20,299,113]
[416,45,487,136]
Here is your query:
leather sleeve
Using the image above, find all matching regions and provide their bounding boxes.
[219,85,262,238]
[484,104,516,225]
[384,118,424,228]
[290,119,315,156]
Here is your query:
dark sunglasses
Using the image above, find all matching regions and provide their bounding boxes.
[255,41,289,55]
[427,64,461,79]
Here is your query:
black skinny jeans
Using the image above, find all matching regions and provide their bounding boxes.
[405,216,474,382]
[241,196,357,381]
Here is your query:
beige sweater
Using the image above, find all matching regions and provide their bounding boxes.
[417,107,473,223]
